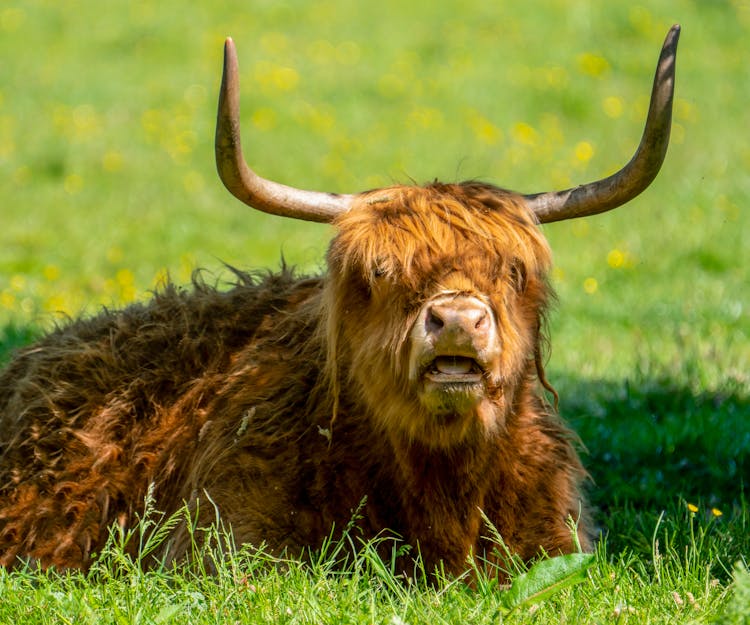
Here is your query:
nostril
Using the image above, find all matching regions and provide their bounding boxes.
[474,309,488,331]
[427,308,445,333]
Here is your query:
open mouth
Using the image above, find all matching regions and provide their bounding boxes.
[423,356,484,383]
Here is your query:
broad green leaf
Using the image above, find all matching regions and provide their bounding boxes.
[500,553,594,613]
[719,561,750,625]
[154,603,184,624]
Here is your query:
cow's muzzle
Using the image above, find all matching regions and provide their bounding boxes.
[409,293,499,385]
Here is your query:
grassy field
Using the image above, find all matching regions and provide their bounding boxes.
[0,0,748,622]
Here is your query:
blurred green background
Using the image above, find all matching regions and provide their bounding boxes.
[0,0,747,381]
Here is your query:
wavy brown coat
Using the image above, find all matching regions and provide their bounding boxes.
[0,27,680,576]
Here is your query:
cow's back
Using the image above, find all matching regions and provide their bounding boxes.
[0,268,322,569]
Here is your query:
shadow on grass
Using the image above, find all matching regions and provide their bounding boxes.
[560,375,748,509]
[0,323,40,365]
[559,372,749,562]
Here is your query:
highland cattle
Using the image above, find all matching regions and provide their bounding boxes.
[0,26,680,576]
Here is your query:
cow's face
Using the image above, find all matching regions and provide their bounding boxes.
[323,183,553,448]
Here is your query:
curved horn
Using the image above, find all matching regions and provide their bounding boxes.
[215,38,355,223]
[524,24,680,223]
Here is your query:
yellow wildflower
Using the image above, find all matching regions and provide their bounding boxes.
[43,265,60,281]
[511,122,538,146]
[574,141,594,163]
[252,107,277,131]
[577,52,610,78]
[603,96,624,119]
[607,249,625,268]
[102,150,123,172]
[10,275,25,291]
[64,173,84,194]
[0,291,15,310]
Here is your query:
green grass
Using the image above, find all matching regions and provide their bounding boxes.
[1,0,748,622]
[0,500,747,623]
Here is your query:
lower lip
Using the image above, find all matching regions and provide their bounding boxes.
[423,372,483,384]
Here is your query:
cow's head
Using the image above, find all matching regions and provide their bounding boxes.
[319,183,552,446]
[213,27,680,447]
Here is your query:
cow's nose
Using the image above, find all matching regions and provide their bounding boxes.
[426,297,491,341]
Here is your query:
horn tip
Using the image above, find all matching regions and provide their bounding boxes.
[222,37,239,79]
[667,24,681,45]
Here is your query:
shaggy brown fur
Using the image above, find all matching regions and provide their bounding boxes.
[0,182,590,576]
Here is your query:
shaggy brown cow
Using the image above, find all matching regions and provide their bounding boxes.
[0,26,680,576]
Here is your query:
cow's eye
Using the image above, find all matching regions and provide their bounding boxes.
[371,258,390,280]
[509,261,527,293]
